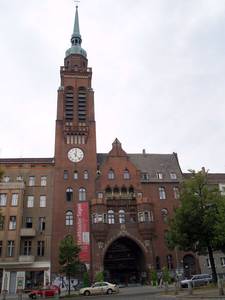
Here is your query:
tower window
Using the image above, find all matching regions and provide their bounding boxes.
[64,170,68,180]
[84,170,88,180]
[74,171,78,180]
[78,87,87,121]
[65,87,74,121]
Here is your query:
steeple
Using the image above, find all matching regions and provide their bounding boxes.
[65,5,87,58]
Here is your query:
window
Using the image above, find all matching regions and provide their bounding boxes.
[108,169,115,180]
[138,212,144,222]
[25,217,32,228]
[66,211,73,226]
[79,188,86,201]
[157,172,163,179]
[40,195,46,207]
[173,187,180,199]
[206,258,211,268]
[159,187,166,200]
[167,254,173,270]
[16,176,23,181]
[161,208,168,223]
[78,87,86,121]
[220,257,225,267]
[123,169,130,180]
[37,241,45,257]
[0,194,7,206]
[97,192,103,199]
[29,176,35,186]
[141,173,149,181]
[73,171,78,180]
[27,196,34,208]
[41,176,47,186]
[65,87,74,121]
[119,209,125,224]
[3,176,10,183]
[38,217,46,231]
[23,240,32,255]
[156,256,161,270]
[66,188,73,201]
[138,211,153,222]
[84,170,88,180]
[0,241,2,257]
[170,172,177,180]
[64,170,68,180]
[7,240,15,257]
[11,194,18,206]
[108,210,115,224]
[92,214,98,224]
[9,216,16,230]
[0,217,4,230]
[219,184,225,195]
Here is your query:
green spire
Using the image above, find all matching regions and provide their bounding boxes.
[65,5,87,58]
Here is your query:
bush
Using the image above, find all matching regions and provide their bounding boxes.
[150,269,158,286]
[162,267,171,284]
[83,272,89,287]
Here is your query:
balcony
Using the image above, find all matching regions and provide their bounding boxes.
[92,223,108,241]
[19,255,34,263]
[20,228,36,237]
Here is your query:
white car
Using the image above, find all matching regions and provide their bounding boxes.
[79,282,119,296]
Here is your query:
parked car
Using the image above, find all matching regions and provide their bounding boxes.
[180,274,212,288]
[79,282,119,296]
[28,285,60,299]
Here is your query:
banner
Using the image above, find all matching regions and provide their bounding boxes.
[77,202,90,263]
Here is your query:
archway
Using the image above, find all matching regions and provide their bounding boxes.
[103,237,146,285]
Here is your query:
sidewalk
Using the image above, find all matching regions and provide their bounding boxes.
[160,286,225,299]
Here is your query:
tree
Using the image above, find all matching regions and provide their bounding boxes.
[167,170,225,285]
[58,235,81,295]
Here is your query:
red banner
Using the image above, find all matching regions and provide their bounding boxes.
[76,202,90,263]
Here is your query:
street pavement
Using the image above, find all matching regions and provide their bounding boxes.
[1,285,225,300]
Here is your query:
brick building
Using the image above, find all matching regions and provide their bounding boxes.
[0,6,223,293]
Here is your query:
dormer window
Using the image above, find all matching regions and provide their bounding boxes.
[157,172,163,179]
[170,172,177,180]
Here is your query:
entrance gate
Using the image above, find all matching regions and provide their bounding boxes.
[104,237,146,285]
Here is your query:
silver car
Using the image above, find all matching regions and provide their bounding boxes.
[79,282,119,296]
[181,274,212,288]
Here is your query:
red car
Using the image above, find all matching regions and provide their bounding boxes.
[28,285,60,299]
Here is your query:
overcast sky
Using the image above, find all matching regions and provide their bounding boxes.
[0,0,225,172]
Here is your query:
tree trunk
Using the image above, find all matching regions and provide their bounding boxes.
[207,244,217,284]
[68,273,71,296]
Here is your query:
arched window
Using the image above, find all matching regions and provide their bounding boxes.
[121,186,127,195]
[108,169,115,180]
[108,210,115,224]
[105,186,112,196]
[84,170,88,180]
[65,211,73,226]
[119,209,125,224]
[144,211,150,222]
[129,186,134,194]
[79,188,86,201]
[73,171,78,180]
[113,186,119,195]
[65,87,74,122]
[78,87,86,121]
[123,169,130,180]
[161,208,168,223]
[66,188,73,201]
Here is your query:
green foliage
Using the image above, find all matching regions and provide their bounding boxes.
[83,272,89,287]
[162,267,171,284]
[95,271,104,282]
[150,269,157,286]
[58,235,81,294]
[167,170,225,253]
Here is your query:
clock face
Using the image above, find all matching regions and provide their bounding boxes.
[67,148,84,162]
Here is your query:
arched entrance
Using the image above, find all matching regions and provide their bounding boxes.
[103,237,146,285]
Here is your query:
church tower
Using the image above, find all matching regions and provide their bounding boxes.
[52,6,97,273]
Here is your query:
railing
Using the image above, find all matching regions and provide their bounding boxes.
[20,228,36,237]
